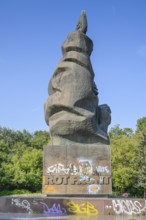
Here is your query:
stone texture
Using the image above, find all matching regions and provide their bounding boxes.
[44,11,111,145]
[43,11,112,196]
[42,145,112,195]
[0,196,146,217]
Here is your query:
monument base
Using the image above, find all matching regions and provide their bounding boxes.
[0,196,145,217]
[42,144,112,195]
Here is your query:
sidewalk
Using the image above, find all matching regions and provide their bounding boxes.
[0,213,145,220]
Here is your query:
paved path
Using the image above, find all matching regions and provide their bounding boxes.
[0,213,145,220]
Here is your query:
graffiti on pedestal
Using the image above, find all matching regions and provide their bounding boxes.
[11,198,32,212]
[106,199,146,215]
[88,184,101,194]
[40,202,67,215]
[96,165,109,174]
[67,201,98,216]
[46,160,110,177]
[46,163,78,175]
[44,158,111,194]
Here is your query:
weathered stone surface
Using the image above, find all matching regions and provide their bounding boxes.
[42,145,112,195]
[1,196,146,217]
[44,11,111,145]
[43,11,112,196]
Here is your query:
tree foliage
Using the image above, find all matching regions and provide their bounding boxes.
[0,127,50,192]
[134,118,146,198]
[109,125,137,195]
[110,118,146,197]
[0,117,146,197]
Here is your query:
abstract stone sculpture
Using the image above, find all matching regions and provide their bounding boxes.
[44,11,111,145]
[43,11,112,195]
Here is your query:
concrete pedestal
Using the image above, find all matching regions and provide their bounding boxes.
[42,145,112,195]
[0,196,145,217]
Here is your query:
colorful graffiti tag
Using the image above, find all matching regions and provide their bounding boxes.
[46,163,70,175]
[106,199,146,215]
[40,202,67,215]
[11,198,32,212]
[67,201,98,216]
[46,160,110,176]
[96,165,109,174]
[88,184,101,194]
[46,163,79,175]
[44,159,111,194]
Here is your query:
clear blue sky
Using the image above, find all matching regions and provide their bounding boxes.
[0,0,146,133]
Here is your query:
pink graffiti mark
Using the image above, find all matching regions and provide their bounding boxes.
[40,202,67,215]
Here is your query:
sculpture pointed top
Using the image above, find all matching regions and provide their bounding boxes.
[76,10,87,34]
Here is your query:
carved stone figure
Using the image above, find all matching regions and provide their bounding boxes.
[98,104,111,134]
[76,10,87,34]
[44,11,111,145]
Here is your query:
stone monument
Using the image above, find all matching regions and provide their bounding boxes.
[1,11,146,220]
[43,11,112,195]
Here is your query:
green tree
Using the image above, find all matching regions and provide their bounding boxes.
[8,148,43,192]
[0,141,9,190]
[0,141,9,163]
[135,118,146,198]
[0,127,50,193]
[109,125,138,196]
[109,125,133,139]
[136,117,146,134]
[31,130,50,149]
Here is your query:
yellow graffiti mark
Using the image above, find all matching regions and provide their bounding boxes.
[43,185,56,193]
[42,176,45,185]
[67,201,98,216]
[70,217,89,220]
[86,201,98,216]
[42,176,56,193]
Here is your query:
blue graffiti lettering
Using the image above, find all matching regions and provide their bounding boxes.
[40,202,67,215]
